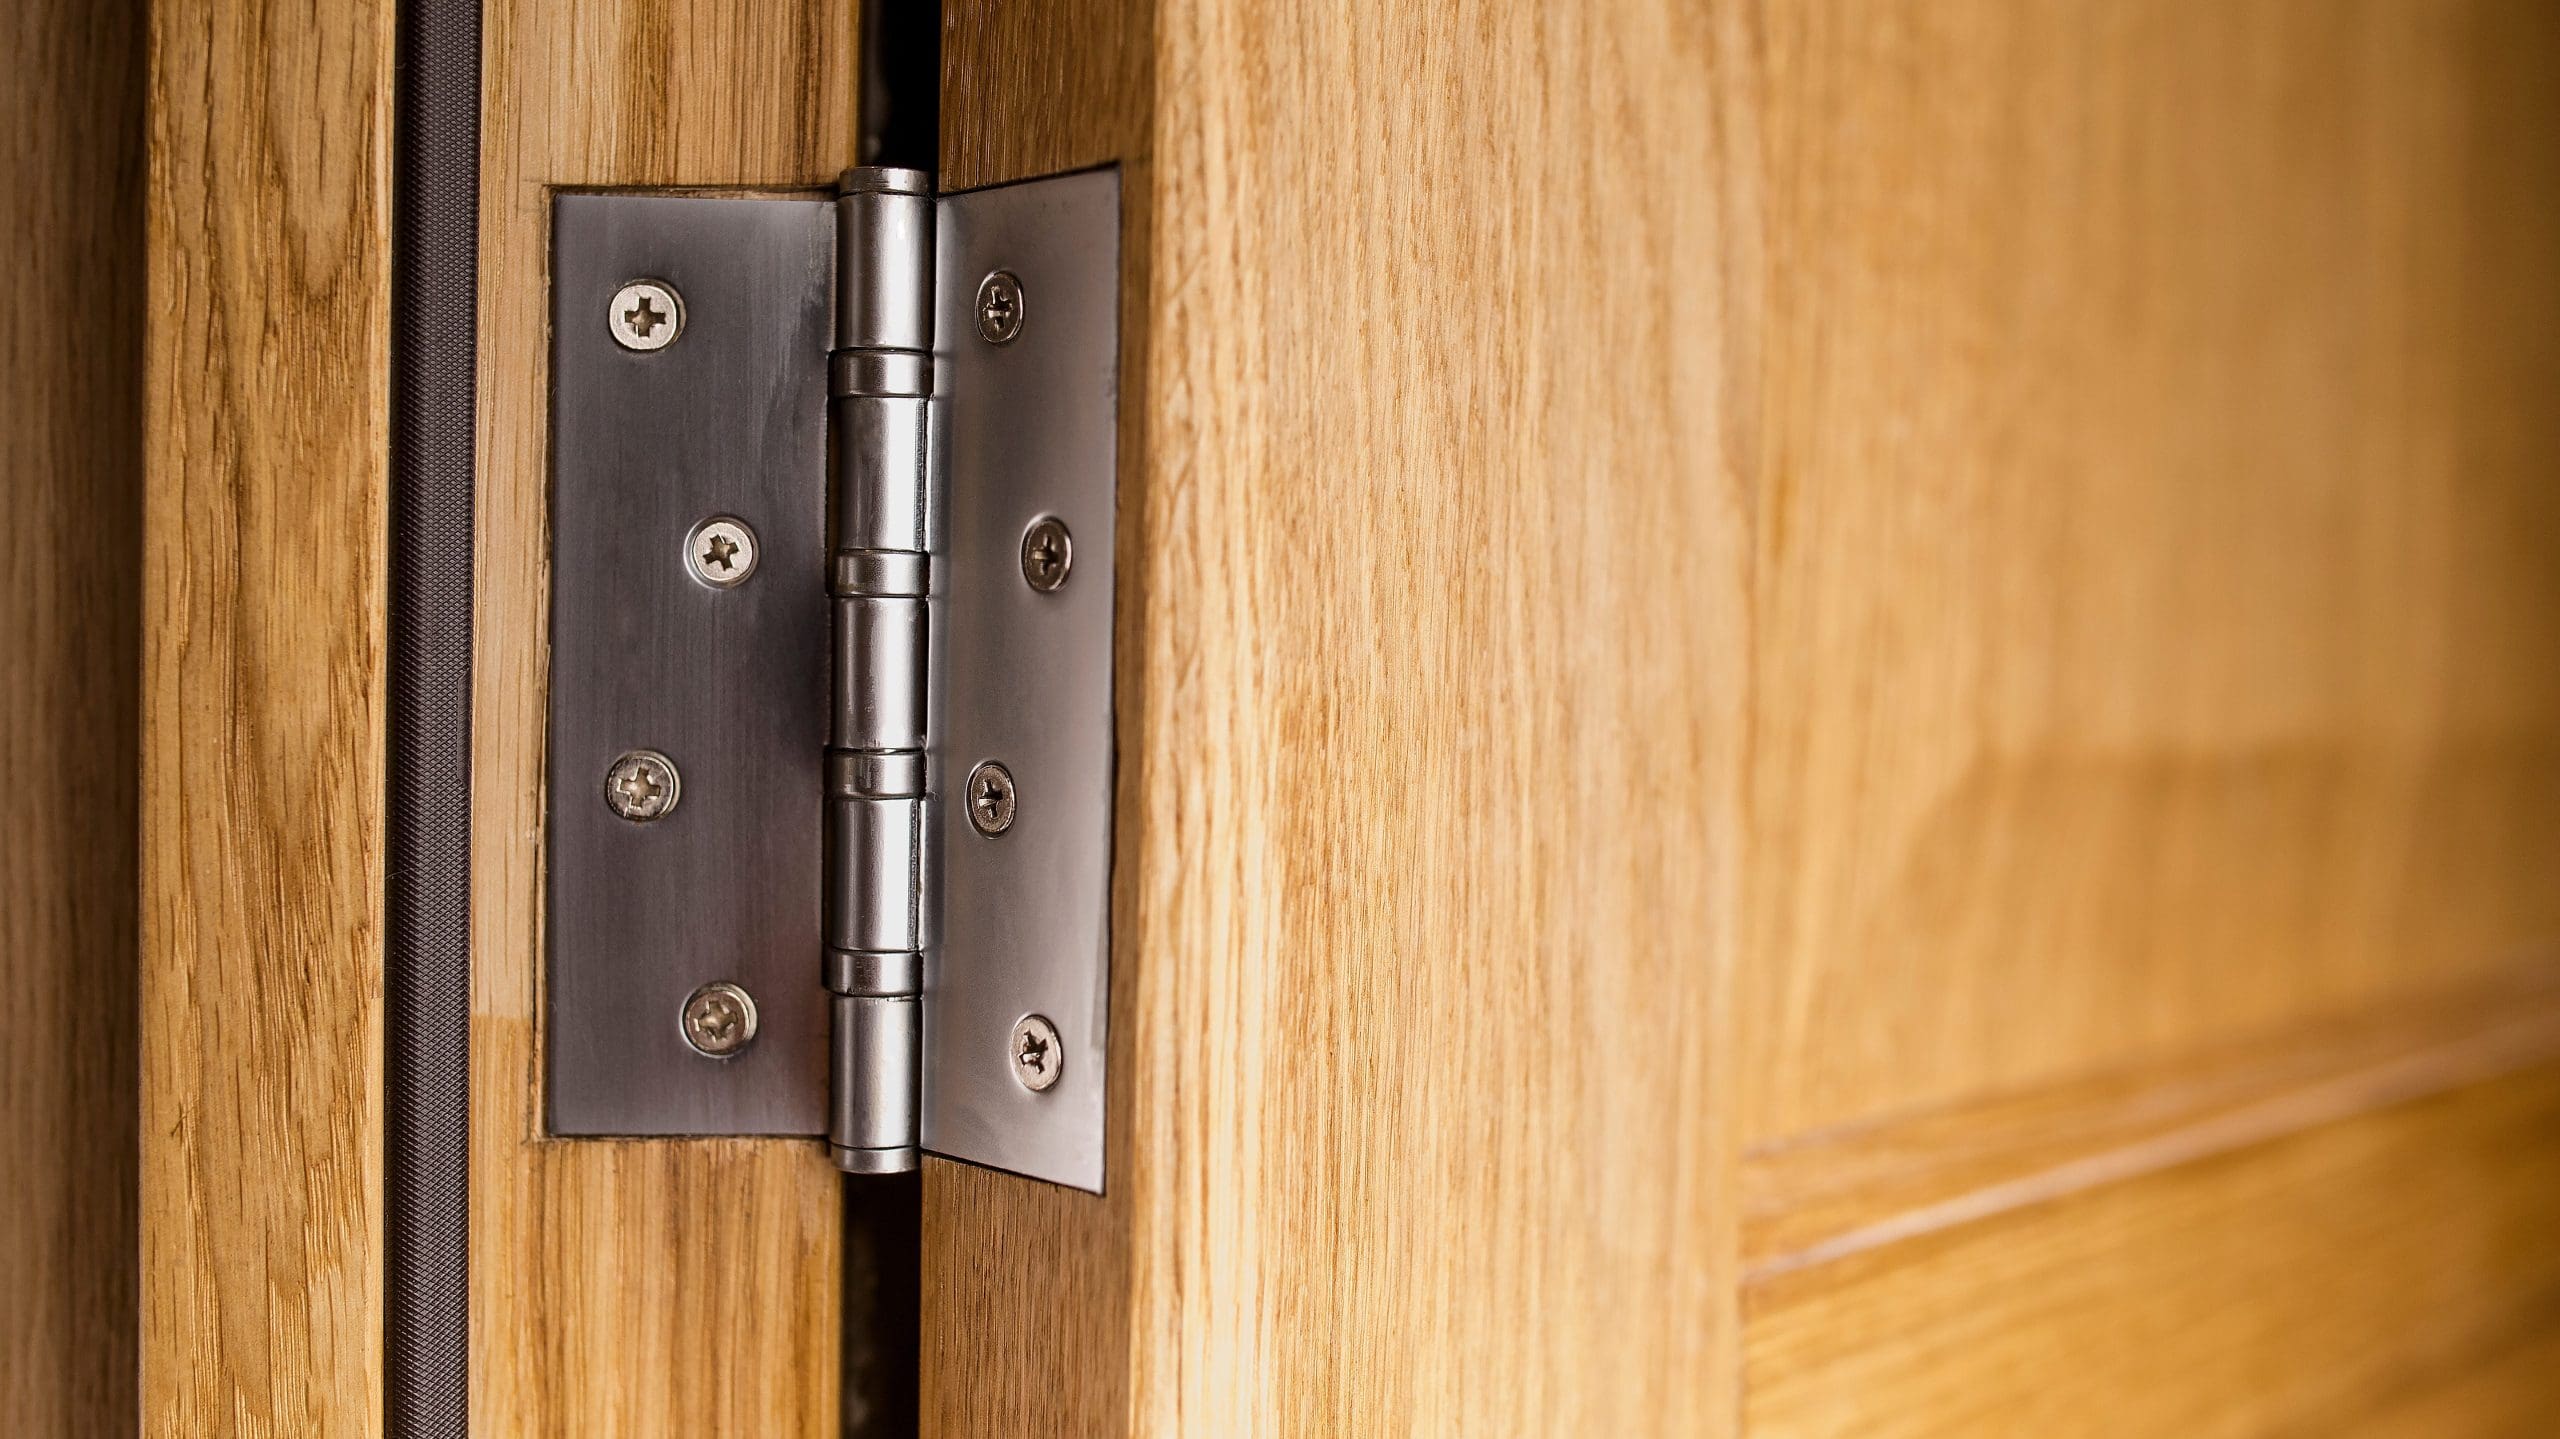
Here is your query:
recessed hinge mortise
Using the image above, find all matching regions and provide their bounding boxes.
[544,165,1121,1192]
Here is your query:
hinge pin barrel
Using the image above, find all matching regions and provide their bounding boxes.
[825,166,938,1174]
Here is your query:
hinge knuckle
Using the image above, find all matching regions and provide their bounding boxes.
[823,792,926,953]
[830,393,932,552]
[833,170,934,353]
[830,597,927,751]
[830,994,919,1171]
[824,167,938,1174]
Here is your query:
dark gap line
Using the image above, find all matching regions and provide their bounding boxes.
[844,8,935,1434]
[386,0,481,1432]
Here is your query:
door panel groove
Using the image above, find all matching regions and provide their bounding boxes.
[1745,969,2560,1277]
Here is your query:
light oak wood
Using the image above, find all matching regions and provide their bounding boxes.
[3,0,141,1431]
[930,0,2560,1434]
[1742,972,2560,1277]
[470,1,860,1432]
[930,1,1749,1433]
[128,0,2560,1427]
[2344,1320,2560,1438]
[140,0,395,1432]
[1745,1061,2560,1438]
[1739,0,2560,1147]
[1730,3,2560,1426]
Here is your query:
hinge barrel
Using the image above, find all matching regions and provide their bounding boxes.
[825,166,936,1173]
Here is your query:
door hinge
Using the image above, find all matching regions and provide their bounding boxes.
[545,166,1120,1192]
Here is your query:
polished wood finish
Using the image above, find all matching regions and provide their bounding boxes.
[124,0,2560,1427]
[930,1,1747,1432]
[1741,976,2560,1278]
[1747,1060,2560,1438]
[471,1,861,1432]
[3,0,142,1431]
[140,0,395,1431]
[1737,0,2560,1148]
[1735,2,2560,1427]
[2348,1320,2560,1438]
[931,0,2560,1433]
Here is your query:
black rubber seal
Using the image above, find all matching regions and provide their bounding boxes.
[386,0,479,1431]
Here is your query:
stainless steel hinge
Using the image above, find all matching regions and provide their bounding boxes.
[545,166,1119,1192]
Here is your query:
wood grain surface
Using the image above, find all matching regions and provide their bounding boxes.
[1742,972,2560,1277]
[1738,0,2560,1148]
[1745,1061,2560,1439]
[930,0,2560,1434]
[931,1,1749,1433]
[1733,3,2560,1425]
[2344,1320,2560,1438]
[470,1,861,1432]
[3,0,142,1432]
[124,0,2560,1429]
[140,0,395,1432]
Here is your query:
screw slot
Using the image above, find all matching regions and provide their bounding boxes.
[1010,1014,1063,1091]
[604,749,681,822]
[681,982,759,1058]
[975,270,1025,345]
[609,279,684,352]
[1020,516,1073,592]
[966,760,1017,837]
[686,516,758,588]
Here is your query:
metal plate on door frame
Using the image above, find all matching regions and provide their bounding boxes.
[545,193,833,1136]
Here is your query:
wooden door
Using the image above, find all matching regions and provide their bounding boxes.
[101,0,2560,1435]
[924,1,2560,1434]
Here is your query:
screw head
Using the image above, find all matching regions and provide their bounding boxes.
[608,279,684,352]
[681,982,759,1058]
[975,270,1025,345]
[966,760,1016,837]
[1020,516,1073,592]
[686,515,758,588]
[604,749,681,822]
[1010,1013,1063,1091]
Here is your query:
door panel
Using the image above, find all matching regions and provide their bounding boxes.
[924,0,2560,1434]
[1735,1,2560,1429]
[2349,1322,2560,1437]
[1739,0,2560,1145]
[928,1,1747,1433]
[1746,1059,2560,1438]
